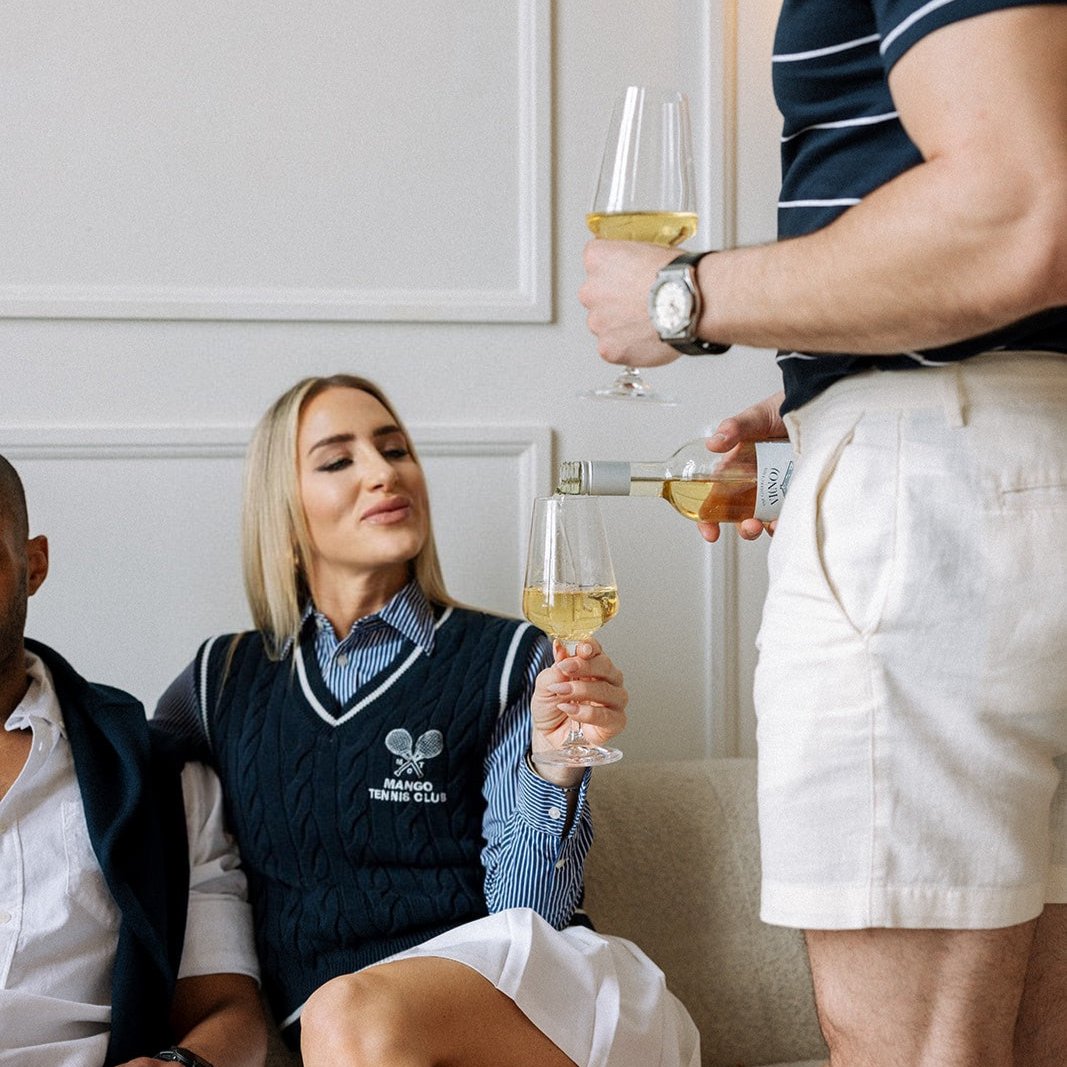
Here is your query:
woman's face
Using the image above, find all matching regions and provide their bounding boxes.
[296,387,429,596]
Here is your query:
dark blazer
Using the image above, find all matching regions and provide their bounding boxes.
[25,638,189,1066]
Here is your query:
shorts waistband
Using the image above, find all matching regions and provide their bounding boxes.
[787,351,1067,435]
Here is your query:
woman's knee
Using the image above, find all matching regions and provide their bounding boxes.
[301,971,414,1064]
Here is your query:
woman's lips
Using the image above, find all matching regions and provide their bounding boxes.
[361,499,412,524]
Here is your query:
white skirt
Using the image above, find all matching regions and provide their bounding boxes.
[377,908,700,1067]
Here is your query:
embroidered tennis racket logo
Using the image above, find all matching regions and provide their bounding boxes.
[385,728,444,777]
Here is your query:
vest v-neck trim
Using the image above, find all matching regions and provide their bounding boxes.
[297,606,455,727]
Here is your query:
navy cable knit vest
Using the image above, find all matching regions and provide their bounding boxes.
[197,607,540,1026]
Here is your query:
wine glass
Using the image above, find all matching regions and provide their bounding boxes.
[522,495,623,766]
[583,85,697,405]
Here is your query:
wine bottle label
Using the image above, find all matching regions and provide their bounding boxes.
[753,441,795,521]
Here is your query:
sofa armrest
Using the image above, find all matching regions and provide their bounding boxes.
[583,757,826,1067]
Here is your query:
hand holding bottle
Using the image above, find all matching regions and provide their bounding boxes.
[699,391,788,544]
[556,388,794,536]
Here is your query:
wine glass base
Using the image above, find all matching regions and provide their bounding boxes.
[533,742,624,767]
[579,367,677,406]
[580,386,678,405]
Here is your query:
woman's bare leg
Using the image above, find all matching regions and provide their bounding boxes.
[300,956,576,1067]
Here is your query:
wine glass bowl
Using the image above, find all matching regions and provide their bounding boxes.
[583,85,696,405]
[522,495,623,766]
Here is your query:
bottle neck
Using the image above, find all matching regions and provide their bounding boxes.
[557,459,670,496]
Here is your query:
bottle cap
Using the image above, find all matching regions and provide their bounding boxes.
[557,460,632,495]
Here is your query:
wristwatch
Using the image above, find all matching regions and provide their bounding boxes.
[155,1048,215,1067]
[647,250,731,355]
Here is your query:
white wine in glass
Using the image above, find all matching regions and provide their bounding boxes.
[583,86,697,404]
[522,495,623,766]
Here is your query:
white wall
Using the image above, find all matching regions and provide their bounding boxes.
[0,0,783,760]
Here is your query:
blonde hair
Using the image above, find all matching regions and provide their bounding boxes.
[242,374,456,658]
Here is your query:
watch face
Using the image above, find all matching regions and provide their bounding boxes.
[652,279,693,336]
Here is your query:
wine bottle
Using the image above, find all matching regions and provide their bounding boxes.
[556,440,796,524]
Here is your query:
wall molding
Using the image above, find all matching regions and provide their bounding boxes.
[0,421,552,480]
[0,0,551,324]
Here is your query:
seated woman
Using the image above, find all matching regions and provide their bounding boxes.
[154,373,699,1067]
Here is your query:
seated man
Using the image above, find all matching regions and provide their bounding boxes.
[0,454,267,1067]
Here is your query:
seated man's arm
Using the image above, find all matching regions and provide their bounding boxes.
[143,762,268,1067]
[166,971,268,1067]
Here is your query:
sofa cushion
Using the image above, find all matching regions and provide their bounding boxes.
[583,758,828,1067]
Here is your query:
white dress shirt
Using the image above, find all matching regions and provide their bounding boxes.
[0,653,258,1066]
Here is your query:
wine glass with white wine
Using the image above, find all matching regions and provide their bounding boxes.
[583,85,697,404]
[522,495,623,766]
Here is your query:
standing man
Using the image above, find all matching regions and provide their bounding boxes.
[580,4,1066,1065]
[0,453,267,1067]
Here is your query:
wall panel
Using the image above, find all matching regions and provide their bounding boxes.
[8,423,549,712]
[0,0,788,761]
[0,0,550,322]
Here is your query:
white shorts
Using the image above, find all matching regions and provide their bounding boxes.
[756,352,1067,930]
[379,909,700,1067]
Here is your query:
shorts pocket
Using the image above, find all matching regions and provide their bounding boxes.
[813,414,900,638]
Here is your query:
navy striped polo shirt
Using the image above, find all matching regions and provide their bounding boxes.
[772,0,1067,411]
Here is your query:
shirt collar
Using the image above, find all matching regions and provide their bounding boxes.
[299,580,438,655]
[5,651,65,737]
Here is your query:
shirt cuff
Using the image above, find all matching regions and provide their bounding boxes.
[178,895,260,981]
[517,754,591,835]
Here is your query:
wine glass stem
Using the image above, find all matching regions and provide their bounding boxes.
[560,639,588,745]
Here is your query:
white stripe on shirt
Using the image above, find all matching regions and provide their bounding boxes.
[882,0,961,54]
[773,31,882,62]
[781,111,898,143]
[779,198,863,208]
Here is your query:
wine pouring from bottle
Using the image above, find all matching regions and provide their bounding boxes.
[556,439,796,525]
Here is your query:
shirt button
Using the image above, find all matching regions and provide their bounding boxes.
[0,911,11,925]
[554,858,567,870]
[547,806,562,820]
[336,653,349,667]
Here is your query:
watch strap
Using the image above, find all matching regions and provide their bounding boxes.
[667,250,709,269]
[155,1048,215,1067]
[668,337,732,355]
[658,252,731,355]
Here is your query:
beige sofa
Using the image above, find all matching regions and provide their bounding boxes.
[265,757,828,1067]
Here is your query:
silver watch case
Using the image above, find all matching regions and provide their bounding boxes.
[648,253,731,356]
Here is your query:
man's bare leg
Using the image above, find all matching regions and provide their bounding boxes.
[1014,904,1067,1065]
[300,956,577,1067]
[805,921,1038,1067]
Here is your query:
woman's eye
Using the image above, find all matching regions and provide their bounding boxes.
[382,447,410,460]
[318,456,352,472]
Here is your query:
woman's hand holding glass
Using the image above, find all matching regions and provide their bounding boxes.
[529,638,628,787]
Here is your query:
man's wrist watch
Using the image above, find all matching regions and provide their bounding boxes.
[648,250,731,355]
[155,1048,215,1067]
